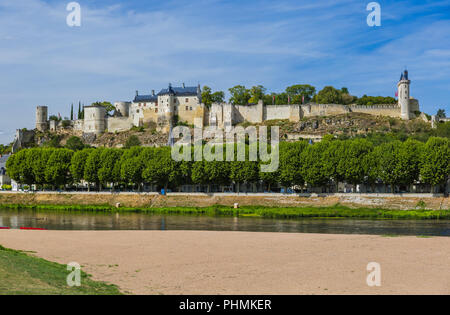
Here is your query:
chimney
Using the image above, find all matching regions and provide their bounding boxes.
[136,90,139,96]
[182,83,185,89]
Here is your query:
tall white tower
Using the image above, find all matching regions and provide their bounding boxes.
[398,70,411,120]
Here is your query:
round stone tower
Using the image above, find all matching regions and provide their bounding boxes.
[83,105,107,135]
[36,106,49,131]
[398,70,411,120]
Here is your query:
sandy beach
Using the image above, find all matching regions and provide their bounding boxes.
[0,230,449,295]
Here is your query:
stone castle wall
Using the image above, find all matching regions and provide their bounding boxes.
[107,117,134,133]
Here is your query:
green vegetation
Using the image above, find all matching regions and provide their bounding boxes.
[0,245,122,295]
[65,136,87,151]
[5,136,449,193]
[1,204,450,220]
[225,84,398,106]
[201,86,226,108]
[0,144,12,155]
[124,135,141,149]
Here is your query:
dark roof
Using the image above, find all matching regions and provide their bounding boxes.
[158,86,198,97]
[134,95,158,103]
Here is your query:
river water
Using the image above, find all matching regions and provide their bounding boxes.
[0,208,449,236]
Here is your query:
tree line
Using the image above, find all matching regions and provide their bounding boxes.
[201,84,397,107]
[5,136,449,193]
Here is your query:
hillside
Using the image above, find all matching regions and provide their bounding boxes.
[10,112,448,151]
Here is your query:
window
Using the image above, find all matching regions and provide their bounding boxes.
[190,107,193,111]
[185,98,189,103]
[186,106,189,111]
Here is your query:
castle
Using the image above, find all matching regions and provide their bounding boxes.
[35,71,420,136]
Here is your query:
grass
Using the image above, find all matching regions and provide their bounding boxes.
[1,203,450,220]
[0,245,122,295]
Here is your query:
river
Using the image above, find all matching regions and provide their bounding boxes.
[0,208,450,236]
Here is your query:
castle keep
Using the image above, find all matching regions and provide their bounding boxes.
[36,71,420,135]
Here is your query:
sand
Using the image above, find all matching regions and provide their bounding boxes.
[0,230,449,295]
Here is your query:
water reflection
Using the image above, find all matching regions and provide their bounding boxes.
[0,208,449,237]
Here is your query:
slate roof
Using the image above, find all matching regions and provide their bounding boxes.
[158,86,198,97]
[134,95,158,103]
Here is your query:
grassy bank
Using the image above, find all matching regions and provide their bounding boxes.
[0,245,122,295]
[2,203,450,220]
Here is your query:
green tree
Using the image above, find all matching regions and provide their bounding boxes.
[229,85,251,105]
[300,142,329,190]
[98,149,123,190]
[65,136,85,151]
[211,91,225,104]
[248,85,266,104]
[142,147,180,191]
[70,104,74,120]
[84,149,103,191]
[45,149,73,189]
[342,139,373,191]
[436,109,446,118]
[201,86,213,108]
[92,101,115,113]
[70,148,93,184]
[124,135,141,149]
[420,137,450,193]
[285,84,316,103]
[31,148,54,189]
[316,86,342,104]
[6,150,34,186]
[277,141,307,191]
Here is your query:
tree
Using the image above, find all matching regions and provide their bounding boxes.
[65,136,85,151]
[6,150,34,186]
[420,137,450,193]
[201,86,213,108]
[300,142,329,190]
[84,149,103,191]
[437,109,446,119]
[248,85,266,104]
[342,139,373,191]
[121,156,144,191]
[142,147,180,191]
[98,149,123,190]
[31,148,54,189]
[70,104,74,121]
[229,85,251,105]
[316,86,342,104]
[285,84,316,104]
[78,102,82,120]
[92,101,115,113]
[211,91,225,104]
[45,149,73,189]
[322,139,347,192]
[376,141,403,193]
[124,135,141,149]
[70,148,93,184]
[201,87,225,108]
[277,141,307,191]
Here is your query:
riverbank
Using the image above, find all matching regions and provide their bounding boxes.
[0,191,449,212]
[1,230,449,295]
[2,204,450,220]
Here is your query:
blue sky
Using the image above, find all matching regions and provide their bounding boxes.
[0,0,449,144]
